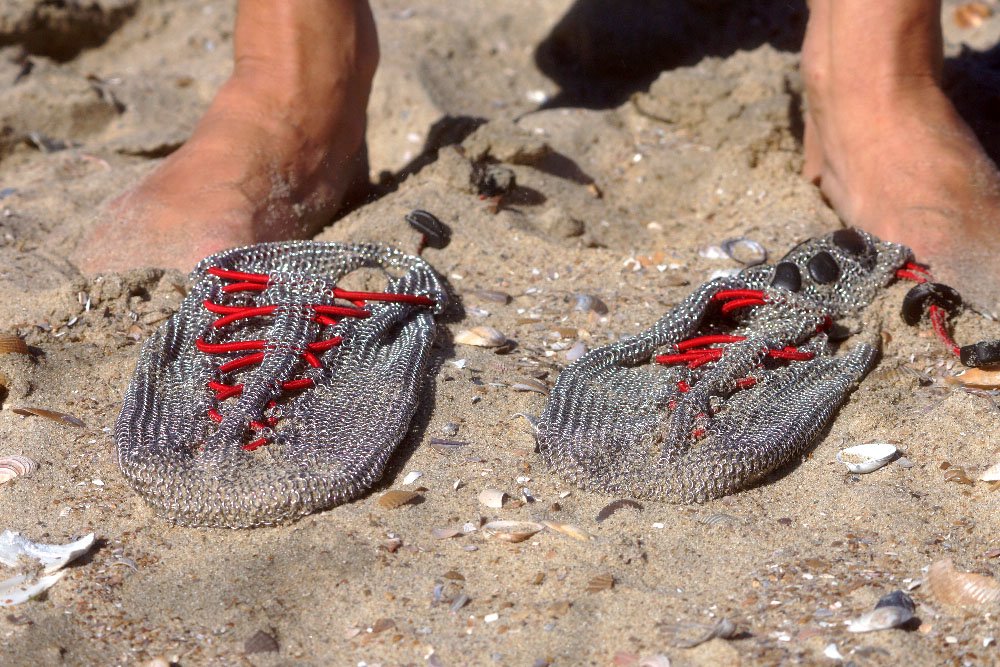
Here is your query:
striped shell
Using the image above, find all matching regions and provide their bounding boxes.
[927,558,1000,608]
[0,334,28,356]
[0,455,37,484]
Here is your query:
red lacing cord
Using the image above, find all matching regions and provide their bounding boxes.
[894,262,961,357]
[200,267,435,451]
[654,289,823,441]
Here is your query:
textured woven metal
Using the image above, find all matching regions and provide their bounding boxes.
[116,242,447,528]
[538,229,911,502]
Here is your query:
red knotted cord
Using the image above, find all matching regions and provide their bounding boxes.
[894,262,961,356]
[200,266,435,450]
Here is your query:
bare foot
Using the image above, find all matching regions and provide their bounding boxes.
[74,0,379,274]
[802,0,1000,313]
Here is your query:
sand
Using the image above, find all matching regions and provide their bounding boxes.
[1,1,999,665]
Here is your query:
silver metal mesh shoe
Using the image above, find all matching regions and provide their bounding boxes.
[538,229,912,502]
[116,242,447,528]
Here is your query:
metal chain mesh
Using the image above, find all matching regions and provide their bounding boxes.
[538,229,912,502]
[116,242,447,528]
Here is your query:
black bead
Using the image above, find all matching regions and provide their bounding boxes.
[771,261,802,292]
[831,228,868,255]
[405,210,451,249]
[807,251,840,284]
[900,281,963,326]
[960,340,1000,367]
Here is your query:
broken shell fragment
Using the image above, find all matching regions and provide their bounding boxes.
[0,572,66,607]
[585,573,615,593]
[478,488,507,509]
[0,531,96,574]
[11,407,85,428]
[573,294,609,315]
[541,520,594,542]
[928,558,1000,609]
[981,460,1000,482]
[0,334,29,356]
[431,527,464,540]
[847,591,915,633]
[511,378,548,395]
[376,490,421,510]
[482,520,543,543]
[0,455,37,484]
[720,237,767,266]
[946,367,1000,389]
[836,443,897,473]
[455,326,507,348]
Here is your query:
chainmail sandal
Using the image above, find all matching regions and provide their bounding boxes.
[537,228,916,502]
[116,242,448,528]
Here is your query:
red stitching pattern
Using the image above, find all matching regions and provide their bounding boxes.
[895,263,961,357]
[200,266,435,450]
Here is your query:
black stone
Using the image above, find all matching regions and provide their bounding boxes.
[831,228,868,255]
[405,209,451,249]
[807,251,840,284]
[960,340,1000,367]
[900,281,963,326]
[770,261,802,292]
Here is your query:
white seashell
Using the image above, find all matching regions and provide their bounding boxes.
[0,572,66,606]
[541,520,594,542]
[638,656,671,667]
[836,443,898,473]
[0,531,96,574]
[431,527,463,540]
[699,245,727,260]
[510,378,548,394]
[980,460,1000,481]
[565,341,587,362]
[478,488,507,509]
[0,455,37,484]
[720,237,767,266]
[455,326,507,348]
[481,520,543,543]
[402,471,422,485]
[823,644,844,661]
[846,591,915,633]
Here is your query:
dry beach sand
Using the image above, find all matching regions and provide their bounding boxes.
[2,1,1000,664]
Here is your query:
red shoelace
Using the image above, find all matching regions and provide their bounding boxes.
[198,266,436,451]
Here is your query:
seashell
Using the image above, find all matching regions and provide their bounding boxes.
[0,455,38,484]
[836,443,897,473]
[661,618,737,648]
[585,573,615,593]
[0,531,95,574]
[946,367,1000,389]
[0,334,29,356]
[468,289,511,304]
[376,489,421,510]
[511,378,548,395]
[944,467,974,485]
[720,237,767,266]
[478,488,507,509]
[541,520,594,542]
[402,471,422,485]
[511,412,539,432]
[565,341,587,362]
[431,527,463,540]
[927,558,1000,609]
[847,590,915,632]
[980,460,1000,482]
[699,513,743,527]
[429,438,468,454]
[482,520,543,543]
[11,407,85,428]
[638,656,671,667]
[455,326,507,348]
[573,294,609,315]
[596,499,644,523]
[0,572,66,607]
[449,593,470,613]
